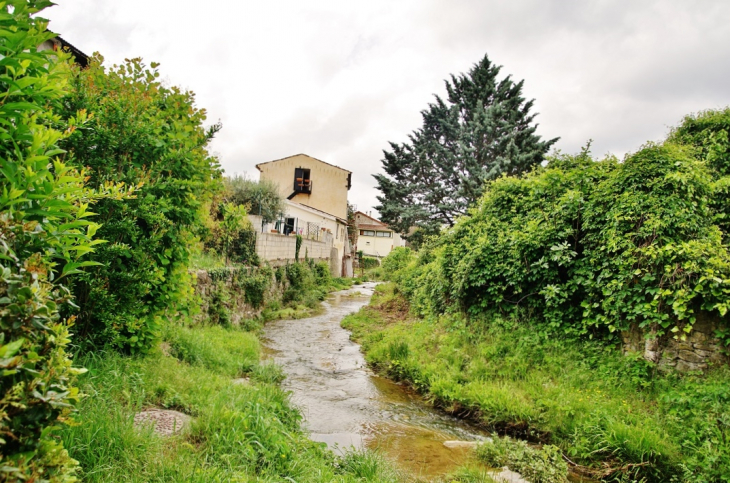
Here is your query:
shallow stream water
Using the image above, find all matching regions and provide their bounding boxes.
[261,282,490,479]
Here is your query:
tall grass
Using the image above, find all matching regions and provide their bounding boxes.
[343,283,730,482]
[62,323,402,482]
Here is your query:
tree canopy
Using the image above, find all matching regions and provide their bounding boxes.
[374,54,558,236]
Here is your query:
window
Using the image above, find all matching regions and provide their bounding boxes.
[294,168,312,194]
[376,231,392,238]
[284,217,295,235]
[360,230,375,236]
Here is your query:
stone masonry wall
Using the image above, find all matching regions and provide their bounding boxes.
[193,269,259,326]
[622,311,729,372]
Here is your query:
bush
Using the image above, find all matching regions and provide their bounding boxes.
[226,175,284,225]
[57,56,222,353]
[476,438,568,483]
[0,2,128,478]
[360,257,381,269]
[405,143,730,338]
[381,247,415,279]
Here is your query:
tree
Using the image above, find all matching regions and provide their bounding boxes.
[57,56,222,353]
[374,54,558,236]
[226,175,284,225]
[0,1,130,478]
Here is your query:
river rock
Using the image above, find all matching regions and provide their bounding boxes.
[491,467,530,483]
[443,438,492,449]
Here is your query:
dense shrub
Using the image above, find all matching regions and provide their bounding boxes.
[401,142,730,339]
[670,108,730,241]
[381,247,414,279]
[476,438,568,483]
[226,175,284,224]
[0,1,128,479]
[359,257,381,269]
[57,56,222,353]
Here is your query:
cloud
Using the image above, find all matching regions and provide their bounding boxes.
[46,0,730,215]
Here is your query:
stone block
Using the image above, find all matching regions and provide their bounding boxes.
[709,353,729,365]
[675,341,693,351]
[692,342,721,352]
[675,360,708,372]
[688,331,708,343]
[694,349,713,358]
[661,348,678,360]
[678,350,705,364]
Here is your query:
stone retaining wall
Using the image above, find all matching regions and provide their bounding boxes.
[193,268,279,326]
[621,312,728,372]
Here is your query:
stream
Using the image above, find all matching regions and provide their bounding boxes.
[262,282,490,479]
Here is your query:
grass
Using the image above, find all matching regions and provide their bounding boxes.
[189,249,228,270]
[61,322,403,482]
[342,283,730,482]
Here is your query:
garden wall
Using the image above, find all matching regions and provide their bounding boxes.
[193,268,278,327]
[622,312,729,372]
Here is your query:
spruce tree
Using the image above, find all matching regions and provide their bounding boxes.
[374,54,558,236]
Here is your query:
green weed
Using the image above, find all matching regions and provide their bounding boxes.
[62,322,401,482]
[343,283,730,482]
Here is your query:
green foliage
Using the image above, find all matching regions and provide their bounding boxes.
[61,324,400,482]
[670,107,730,177]
[401,143,730,338]
[226,174,284,224]
[57,56,222,353]
[381,247,415,280]
[359,256,380,269]
[295,234,302,262]
[0,1,128,479]
[476,438,568,483]
[220,202,249,264]
[345,283,730,481]
[670,107,730,241]
[374,54,558,235]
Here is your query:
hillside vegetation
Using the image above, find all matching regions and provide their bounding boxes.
[345,113,730,482]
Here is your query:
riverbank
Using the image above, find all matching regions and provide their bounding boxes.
[342,283,730,482]
[58,260,404,482]
[61,315,406,482]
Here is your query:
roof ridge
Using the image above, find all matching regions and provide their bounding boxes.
[255,153,351,174]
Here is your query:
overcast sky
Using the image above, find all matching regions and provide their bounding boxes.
[46,1,730,215]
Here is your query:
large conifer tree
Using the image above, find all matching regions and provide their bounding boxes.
[374,54,558,235]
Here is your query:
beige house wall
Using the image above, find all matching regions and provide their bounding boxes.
[354,211,406,258]
[358,233,405,258]
[283,201,346,258]
[257,154,350,220]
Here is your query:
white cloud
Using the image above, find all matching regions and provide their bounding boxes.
[46,0,730,215]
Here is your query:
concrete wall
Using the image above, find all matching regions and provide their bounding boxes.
[258,154,350,220]
[622,312,729,372]
[253,231,341,277]
[255,232,331,263]
[358,232,406,258]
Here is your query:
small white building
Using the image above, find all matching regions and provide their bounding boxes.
[354,211,405,258]
[250,200,352,276]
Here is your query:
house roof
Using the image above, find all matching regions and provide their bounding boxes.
[355,211,397,232]
[54,36,89,68]
[358,223,393,232]
[255,153,352,174]
[296,202,348,224]
[355,211,385,225]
